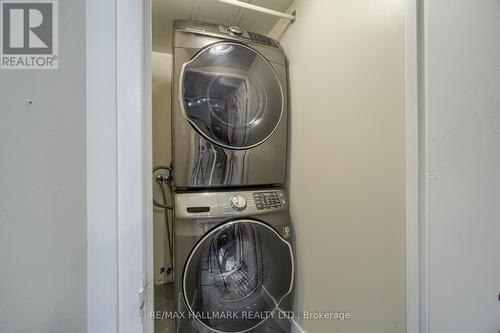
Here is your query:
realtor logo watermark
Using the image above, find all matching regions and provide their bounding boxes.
[0,0,58,69]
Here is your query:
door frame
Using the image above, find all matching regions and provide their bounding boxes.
[405,0,426,332]
[87,0,423,332]
[86,0,153,332]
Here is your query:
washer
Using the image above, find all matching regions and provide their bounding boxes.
[174,188,295,332]
[172,20,289,189]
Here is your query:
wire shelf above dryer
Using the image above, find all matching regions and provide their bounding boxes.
[217,0,296,23]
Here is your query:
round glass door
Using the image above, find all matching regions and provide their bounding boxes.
[181,42,284,149]
[183,220,294,332]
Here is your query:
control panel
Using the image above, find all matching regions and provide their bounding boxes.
[218,25,278,48]
[174,20,281,50]
[175,189,288,219]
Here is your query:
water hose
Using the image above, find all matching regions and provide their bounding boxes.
[153,166,173,276]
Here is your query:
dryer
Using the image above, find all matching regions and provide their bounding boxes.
[174,188,295,332]
[172,20,289,189]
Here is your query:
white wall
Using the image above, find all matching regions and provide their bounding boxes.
[270,1,406,332]
[0,1,87,332]
[424,1,500,332]
[152,51,173,285]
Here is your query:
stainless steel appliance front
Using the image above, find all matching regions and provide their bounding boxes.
[174,188,294,333]
[172,20,288,189]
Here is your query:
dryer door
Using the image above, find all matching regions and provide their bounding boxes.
[183,219,293,332]
[180,42,284,150]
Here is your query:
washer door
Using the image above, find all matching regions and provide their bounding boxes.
[183,220,294,332]
[180,42,284,150]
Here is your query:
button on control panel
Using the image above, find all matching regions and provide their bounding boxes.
[254,191,281,210]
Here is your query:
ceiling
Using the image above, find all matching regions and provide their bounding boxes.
[152,0,294,54]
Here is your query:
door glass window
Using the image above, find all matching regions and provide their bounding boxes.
[183,220,293,332]
[182,42,283,149]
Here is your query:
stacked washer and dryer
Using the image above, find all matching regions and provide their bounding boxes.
[171,20,294,333]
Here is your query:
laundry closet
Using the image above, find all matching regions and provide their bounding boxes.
[151,1,406,333]
[1,0,498,332]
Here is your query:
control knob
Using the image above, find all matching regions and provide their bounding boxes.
[227,25,242,36]
[230,194,247,211]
